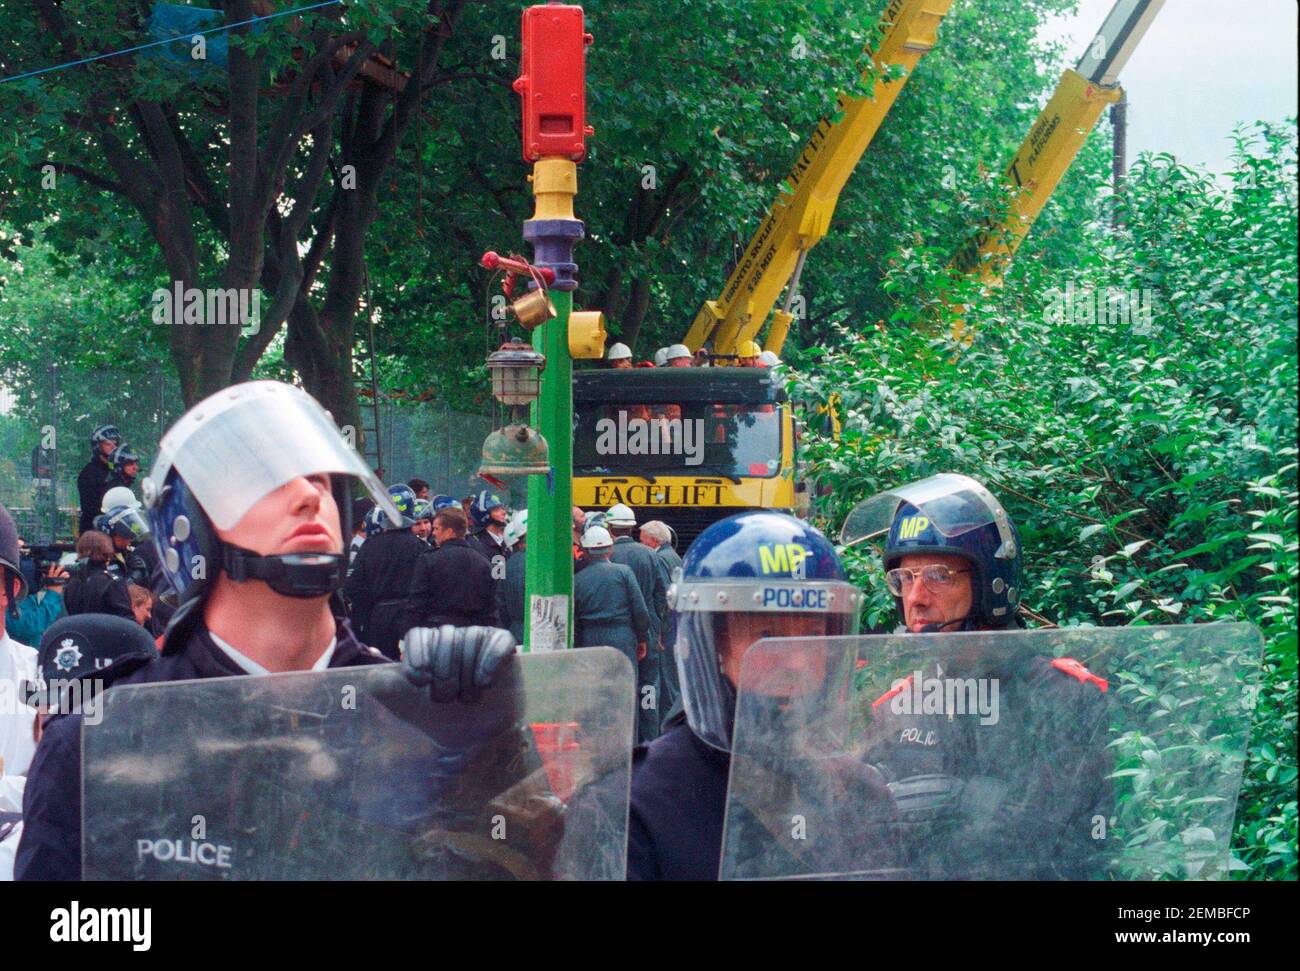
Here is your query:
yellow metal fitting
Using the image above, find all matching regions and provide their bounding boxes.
[530,158,578,220]
[568,310,606,359]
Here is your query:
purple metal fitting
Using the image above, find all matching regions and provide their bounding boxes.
[523,218,585,291]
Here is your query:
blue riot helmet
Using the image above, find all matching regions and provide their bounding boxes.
[840,473,1023,630]
[412,498,435,523]
[385,484,418,527]
[470,491,505,528]
[101,504,150,545]
[363,504,388,537]
[429,494,459,513]
[91,424,121,453]
[671,511,862,751]
[142,381,400,612]
[109,444,141,476]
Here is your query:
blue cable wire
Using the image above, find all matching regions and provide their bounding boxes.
[1,0,344,85]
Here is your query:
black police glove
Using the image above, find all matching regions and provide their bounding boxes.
[401,624,517,704]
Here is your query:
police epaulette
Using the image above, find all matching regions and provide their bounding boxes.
[1050,657,1108,693]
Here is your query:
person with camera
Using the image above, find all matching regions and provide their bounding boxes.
[61,531,134,621]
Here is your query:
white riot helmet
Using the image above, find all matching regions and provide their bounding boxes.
[143,381,400,608]
[101,485,142,513]
[606,503,636,529]
[653,347,669,367]
[606,343,633,362]
[581,526,614,551]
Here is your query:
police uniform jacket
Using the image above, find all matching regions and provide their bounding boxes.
[75,457,113,535]
[62,563,134,621]
[627,717,729,880]
[15,611,386,880]
[404,537,499,632]
[469,528,511,564]
[497,549,527,643]
[343,528,430,659]
[863,649,1111,879]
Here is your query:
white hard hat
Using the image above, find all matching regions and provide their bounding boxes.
[606,342,633,361]
[653,347,669,367]
[758,350,780,368]
[606,503,636,528]
[666,344,691,361]
[101,486,142,513]
[505,509,528,546]
[581,525,613,551]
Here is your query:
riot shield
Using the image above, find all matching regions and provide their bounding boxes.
[720,624,1263,880]
[83,648,634,880]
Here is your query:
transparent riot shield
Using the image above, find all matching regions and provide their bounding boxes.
[720,624,1263,880]
[83,648,634,880]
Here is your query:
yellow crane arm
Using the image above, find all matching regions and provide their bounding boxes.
[683,0,954,359]
[951,0,1164,288]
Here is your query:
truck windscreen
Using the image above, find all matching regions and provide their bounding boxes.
[573,400,781,478]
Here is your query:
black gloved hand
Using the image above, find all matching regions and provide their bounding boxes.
[401,624,517,704]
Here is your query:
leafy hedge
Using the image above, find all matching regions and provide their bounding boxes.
[790,123,1298,879]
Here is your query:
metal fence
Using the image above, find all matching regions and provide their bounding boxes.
[1,364,508,545]
[0,363,182,544]
[362,394,513,506]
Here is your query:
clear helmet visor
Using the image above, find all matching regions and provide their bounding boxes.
[108,507,151,541]
[839,473,1017,559]
[142,381,400,531]
[673,580,862,752]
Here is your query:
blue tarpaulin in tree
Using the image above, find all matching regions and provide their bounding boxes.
[146,3,264,75]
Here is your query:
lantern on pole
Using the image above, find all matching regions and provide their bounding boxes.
[479,340,551,478]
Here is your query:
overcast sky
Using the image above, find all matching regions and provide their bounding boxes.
[1039,0,1298,174]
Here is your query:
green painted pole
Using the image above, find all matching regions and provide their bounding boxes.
[523,287,575,651]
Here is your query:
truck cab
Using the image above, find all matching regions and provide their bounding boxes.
[572,367,799,549]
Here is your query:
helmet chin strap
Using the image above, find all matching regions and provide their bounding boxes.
[222,545,344,599]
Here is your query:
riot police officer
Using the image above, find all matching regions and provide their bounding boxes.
[343,483,428,660]
[17,381,514,880]
[106,443,141,492]
[845,473,1112,879]
[406,505,499,630]
[76,424,120,534]
[468,491,511,564]
[626,511,873,879]
[96,504,151,587]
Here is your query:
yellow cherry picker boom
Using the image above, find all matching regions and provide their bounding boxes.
[948,0,1164,340]
[572,0,955,545]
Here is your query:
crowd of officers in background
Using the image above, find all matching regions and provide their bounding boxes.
[6,334,782,740]
[344,480,682,742]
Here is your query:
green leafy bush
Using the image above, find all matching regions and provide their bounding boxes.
[791,123,1298,879]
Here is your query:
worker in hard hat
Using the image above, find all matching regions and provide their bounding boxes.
[606,343,634,370]
[573,526,649,677]
[737,340,762,367]
[665,345,693,368]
